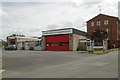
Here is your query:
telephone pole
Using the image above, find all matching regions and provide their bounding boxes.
[98,6,101,14]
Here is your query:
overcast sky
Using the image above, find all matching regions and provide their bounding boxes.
[0,0,119,40]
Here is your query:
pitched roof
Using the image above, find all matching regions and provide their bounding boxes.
[86,13,119,23]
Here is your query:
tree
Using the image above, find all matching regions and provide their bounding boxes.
[0,39,7,47]
[91,28,108,41]
[7,34,25,38]
[91,28,108,46]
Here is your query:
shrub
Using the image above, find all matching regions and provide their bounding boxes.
[22,47,25,50]
[29,46,33,50]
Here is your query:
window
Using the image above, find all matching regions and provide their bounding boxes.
[35,41,40,46]
[97,20,101,26]
[104,20,108,25]
[91,22,94,26]
[46,42,69,46]
[106,29,108,33]
[59,42,69,46]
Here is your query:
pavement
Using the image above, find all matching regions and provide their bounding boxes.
[0,48,3,79]
[2,50,118,78]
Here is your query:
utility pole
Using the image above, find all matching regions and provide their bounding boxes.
[98,6,101,14]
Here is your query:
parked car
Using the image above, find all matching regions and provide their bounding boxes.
[5,45,17,50]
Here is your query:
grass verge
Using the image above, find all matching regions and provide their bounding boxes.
[88,48,118,55]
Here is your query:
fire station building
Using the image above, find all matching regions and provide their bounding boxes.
[7,36,42,50]
[41,28,86,51]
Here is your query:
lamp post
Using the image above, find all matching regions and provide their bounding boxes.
[110,25,112,49]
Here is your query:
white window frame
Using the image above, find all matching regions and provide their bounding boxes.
[91,22,94,26]
[104,20,108,25]
[97,20,101,26]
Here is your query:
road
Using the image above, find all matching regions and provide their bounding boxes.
[2,50,118,78]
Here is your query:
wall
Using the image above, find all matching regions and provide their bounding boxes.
[41,37,46,50]
[72,34,86,51]
[69,34,73,51]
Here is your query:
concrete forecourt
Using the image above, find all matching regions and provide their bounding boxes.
[2,50,118,78]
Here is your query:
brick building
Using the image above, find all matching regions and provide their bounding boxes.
[7,36,42,50]
[86,14,120,49]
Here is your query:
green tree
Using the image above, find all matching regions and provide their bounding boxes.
[91,28,108,41]
[91,28,108,46]
[7,34,25,39]
[8,34,25,37]
[0,39,7,47]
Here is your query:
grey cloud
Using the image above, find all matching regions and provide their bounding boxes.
[46,22,72,31]
[59,21,74,28]
[29,28,41,32]
[82,2,102,8]
[2,2,45,7]
[46,24,62,30]
[1,0,69,2]
[46,17,86,31]
[67,0,103,8]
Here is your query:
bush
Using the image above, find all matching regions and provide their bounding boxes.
[22,47,25,50]
[93,49,108,55]
[77,43,86,51]
[88,50,93,54]
[29,46,33,50]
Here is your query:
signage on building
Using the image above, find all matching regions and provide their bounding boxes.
[8,36,16,39]
[17,37,39,42]
[42,29,73,36]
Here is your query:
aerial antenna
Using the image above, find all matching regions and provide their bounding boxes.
[98,6,101,14]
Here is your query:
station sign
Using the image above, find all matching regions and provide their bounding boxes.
[42,29,73,36]
[8,37,16,39]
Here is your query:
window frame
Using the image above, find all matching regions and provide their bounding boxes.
[104,20,108,25]
[97,20,101,26]
[91,22,94,26]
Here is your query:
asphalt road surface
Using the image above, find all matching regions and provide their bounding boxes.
[2,50,118,78]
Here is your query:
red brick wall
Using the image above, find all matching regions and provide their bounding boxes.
[87,14,118,41]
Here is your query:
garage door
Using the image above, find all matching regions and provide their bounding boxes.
[45,34,69,51]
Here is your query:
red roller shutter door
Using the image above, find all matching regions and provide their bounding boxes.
[46,46,69,51]
[45,34,69,51]
[45,34,69,43]
[10,39,16,45]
